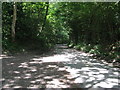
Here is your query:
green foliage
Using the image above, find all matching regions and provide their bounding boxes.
[58,2,120,63]
[2,2,57,53]
[74,43,92,52]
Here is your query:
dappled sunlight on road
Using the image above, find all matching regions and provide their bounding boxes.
[2,44,120,88]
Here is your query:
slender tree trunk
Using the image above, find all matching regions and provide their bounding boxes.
[11,2,17,42]
[41,2,49,31]
[74,30,78,45]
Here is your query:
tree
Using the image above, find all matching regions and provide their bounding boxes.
[11,2,17,42]
[41,2,49,32]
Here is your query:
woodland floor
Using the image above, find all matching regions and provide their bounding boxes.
[1,44,120,89]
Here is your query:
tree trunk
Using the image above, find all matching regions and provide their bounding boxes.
[41,2,49,32]
[74,30,78,45]
[11,2,17,42]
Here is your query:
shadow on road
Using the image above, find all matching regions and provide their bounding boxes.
[1,44,120,89]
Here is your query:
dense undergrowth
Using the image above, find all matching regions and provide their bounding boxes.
[2,36,55,55]
[70,41,120,67]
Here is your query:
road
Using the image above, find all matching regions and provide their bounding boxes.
[1,44,120,89]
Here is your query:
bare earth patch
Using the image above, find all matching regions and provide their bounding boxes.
[1,44,120,89]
